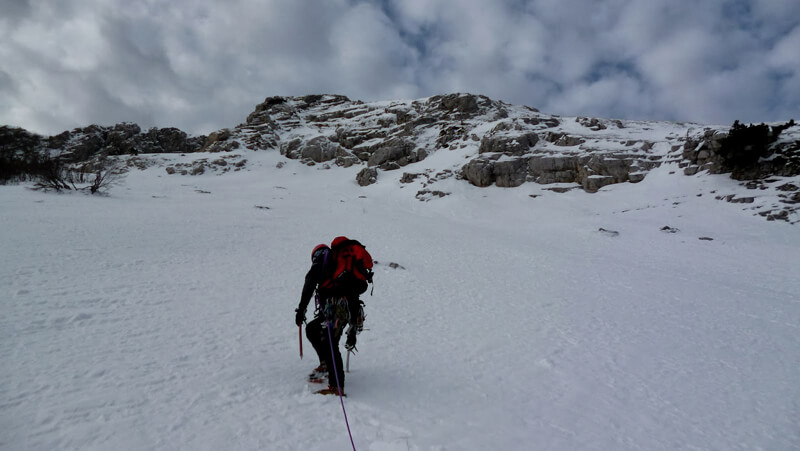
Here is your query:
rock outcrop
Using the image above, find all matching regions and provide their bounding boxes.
[1,123,207,164]
[2,93,798,221]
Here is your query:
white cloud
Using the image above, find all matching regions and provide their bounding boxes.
[0,0,798,136]
[768,25,800,70]
[328,3,418,95]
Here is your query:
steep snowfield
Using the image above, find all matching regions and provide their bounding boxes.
[2,149,799,450]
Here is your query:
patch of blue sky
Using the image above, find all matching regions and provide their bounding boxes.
[584,61,641,84]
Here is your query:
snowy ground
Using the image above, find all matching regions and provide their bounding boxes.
[2,149,799,450]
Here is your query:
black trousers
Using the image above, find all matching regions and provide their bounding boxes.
[306,316,345,389]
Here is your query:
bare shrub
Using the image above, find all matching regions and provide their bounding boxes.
[33,153,124,194]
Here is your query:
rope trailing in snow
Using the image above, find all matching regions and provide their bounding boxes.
[326,321,356,451]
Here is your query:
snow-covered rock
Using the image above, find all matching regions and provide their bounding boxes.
[2,93,799,221]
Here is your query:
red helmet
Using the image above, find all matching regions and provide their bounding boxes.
[331,236,348,248]
[311,244,329,262]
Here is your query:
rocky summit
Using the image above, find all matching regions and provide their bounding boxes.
[2,93,798,222]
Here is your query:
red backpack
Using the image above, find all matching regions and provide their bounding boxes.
[320,237,374,295]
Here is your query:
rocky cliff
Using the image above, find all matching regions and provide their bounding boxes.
[2,93,798,221]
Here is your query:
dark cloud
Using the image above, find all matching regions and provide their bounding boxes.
[0,70,14,91]
[0,0,798,136]
[0,0,32,22]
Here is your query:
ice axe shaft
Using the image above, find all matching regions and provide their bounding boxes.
[299,325,304,359]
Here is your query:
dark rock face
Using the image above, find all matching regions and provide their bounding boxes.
[299,136,339,163]
[1,126,41,155]
[2,123,207,162]
[461,153,637,192]
[0,121,211,185]
[0,127,43,183]
[146,127,203,154]
[356,167,378,186]
[681,121,799,180]
[367,138,418,168]
[492,158,530,187]
[461,158,495,187]
[434,93,481,115]
[479,131,539,156]
[528,155,582,184]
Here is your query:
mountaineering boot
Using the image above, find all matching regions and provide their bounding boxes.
[315,385,346,396]
[308,363,327,383]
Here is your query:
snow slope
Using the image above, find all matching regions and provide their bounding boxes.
[2,149,799,450]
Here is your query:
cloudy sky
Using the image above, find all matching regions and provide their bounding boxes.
[1,0,798,136]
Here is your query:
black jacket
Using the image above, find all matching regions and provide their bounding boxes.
[298,249,361,322]
[298,250,330,313]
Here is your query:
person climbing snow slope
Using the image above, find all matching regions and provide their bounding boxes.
[295,236,373,395]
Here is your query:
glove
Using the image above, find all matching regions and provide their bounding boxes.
[344,331,357,351]
[295,307,306,326]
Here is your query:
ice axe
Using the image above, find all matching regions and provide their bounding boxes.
[298,324,303,359]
